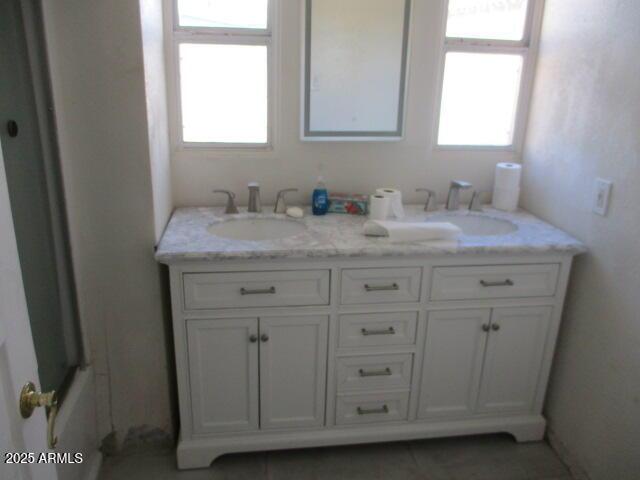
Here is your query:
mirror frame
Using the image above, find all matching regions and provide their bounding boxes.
[301,0,412,141]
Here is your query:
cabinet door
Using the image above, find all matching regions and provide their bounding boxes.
[259,315,328,429]
[418,309,490,419]
[187,318,259,434]
[477,307,552,414]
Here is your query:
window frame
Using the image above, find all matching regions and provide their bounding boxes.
[165,0,277,150]
[433,0,545,152]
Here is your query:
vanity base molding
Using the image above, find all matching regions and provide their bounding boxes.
[177,414,546,469]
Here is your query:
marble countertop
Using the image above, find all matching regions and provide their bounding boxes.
[155,205,586,263]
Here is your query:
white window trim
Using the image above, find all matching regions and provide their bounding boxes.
[433,0,545,152]
[163,0,278,151]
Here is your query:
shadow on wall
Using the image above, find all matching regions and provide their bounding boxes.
[100,264,178,456]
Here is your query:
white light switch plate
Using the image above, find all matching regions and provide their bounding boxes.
[593,178,613,216]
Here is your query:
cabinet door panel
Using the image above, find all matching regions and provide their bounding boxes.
[477,307,552,414]
[418,309,490,419]
[187,318,259,434]
[260,316,329,429]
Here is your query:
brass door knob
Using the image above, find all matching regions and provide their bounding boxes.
[20,382,58,449]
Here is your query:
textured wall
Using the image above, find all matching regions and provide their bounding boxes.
[171,0,521,208]
[522,1,640,478]
[140,0,173,243]
[42,0,173,447]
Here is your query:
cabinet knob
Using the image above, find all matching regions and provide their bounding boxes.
[481,324,490,332]
[249,334,258,343]
[260,334,269,343]
[491,324,501,331]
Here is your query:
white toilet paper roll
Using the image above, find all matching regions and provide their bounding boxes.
[494,163,522,191]
[493,163,522,212]
[493,187,520,212]
[376,188,405,219]
[369,194,391,220]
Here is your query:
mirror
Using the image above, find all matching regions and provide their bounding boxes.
[303,0,411,141]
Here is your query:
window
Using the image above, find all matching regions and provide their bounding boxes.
[170,0,273,147]
[436,0,541,148]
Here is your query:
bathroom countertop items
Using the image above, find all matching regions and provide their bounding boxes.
[156,205,586,263]
[363,220,461,243]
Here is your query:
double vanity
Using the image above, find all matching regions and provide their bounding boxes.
[156,205,585,469]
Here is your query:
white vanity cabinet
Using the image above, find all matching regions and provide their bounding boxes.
[186,315,328,435]
[418,306,552,420]
[166,255,577,469]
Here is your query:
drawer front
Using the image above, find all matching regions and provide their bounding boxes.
[341,268,422,305]
[336,354,413,392]
[183,270,330,310]
[430,264,560,301]
[336,392,409,425]
[338,312,418,348]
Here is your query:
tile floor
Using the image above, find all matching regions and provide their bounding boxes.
[99,434,574,480]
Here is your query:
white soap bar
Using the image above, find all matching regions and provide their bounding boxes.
[286,206,304,218]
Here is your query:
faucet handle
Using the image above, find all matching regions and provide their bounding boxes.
[274,188,299,214]
[469,191,488,212]
[416,188,438,212]
[213,189,239,214]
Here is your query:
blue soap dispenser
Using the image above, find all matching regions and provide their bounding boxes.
[312,176,329,216]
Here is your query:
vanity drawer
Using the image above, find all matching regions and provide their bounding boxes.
[430,264,560,301]
[183,270,330,310]
[338,312,418,348]
[341,268,422,305]
[335,392,409,425]
[336,354,413,392]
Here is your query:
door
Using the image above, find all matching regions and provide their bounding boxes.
[477,306,552,414]
[186,318,259,434]
[418,309,490,419]
[0,145,57,479]
[259,315,328,429]
[0,0,81,395]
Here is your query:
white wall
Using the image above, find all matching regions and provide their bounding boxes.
[140,0,173,243]
[521,1,640,479]
[42,0,173,447]
[170,0,520,208]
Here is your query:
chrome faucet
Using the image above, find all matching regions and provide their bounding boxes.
[468,191,486,212]
[247,182,262,213]
[416,188,438,212]
[446,180,473,210]
[213,190,239,214]
[274,188,299,214]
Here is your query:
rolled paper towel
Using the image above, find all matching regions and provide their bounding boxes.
[369,194,391,220]
[493,187,521,212]
[376,188,404,219]
[494,163,522,189]
[493,163,522,212]
[363,220,462,243]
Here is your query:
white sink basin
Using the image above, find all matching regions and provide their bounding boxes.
[426,214,518,236]
[208,218,307,241]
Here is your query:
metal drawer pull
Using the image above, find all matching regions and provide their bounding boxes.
[364,283,399,292]
[481,324,490,332]
[479,279,514,287]
[361,327,396,336]
[491,324,501,331]
[240,286,276,296]
[357,405,389,415]
[358,368,392,377]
